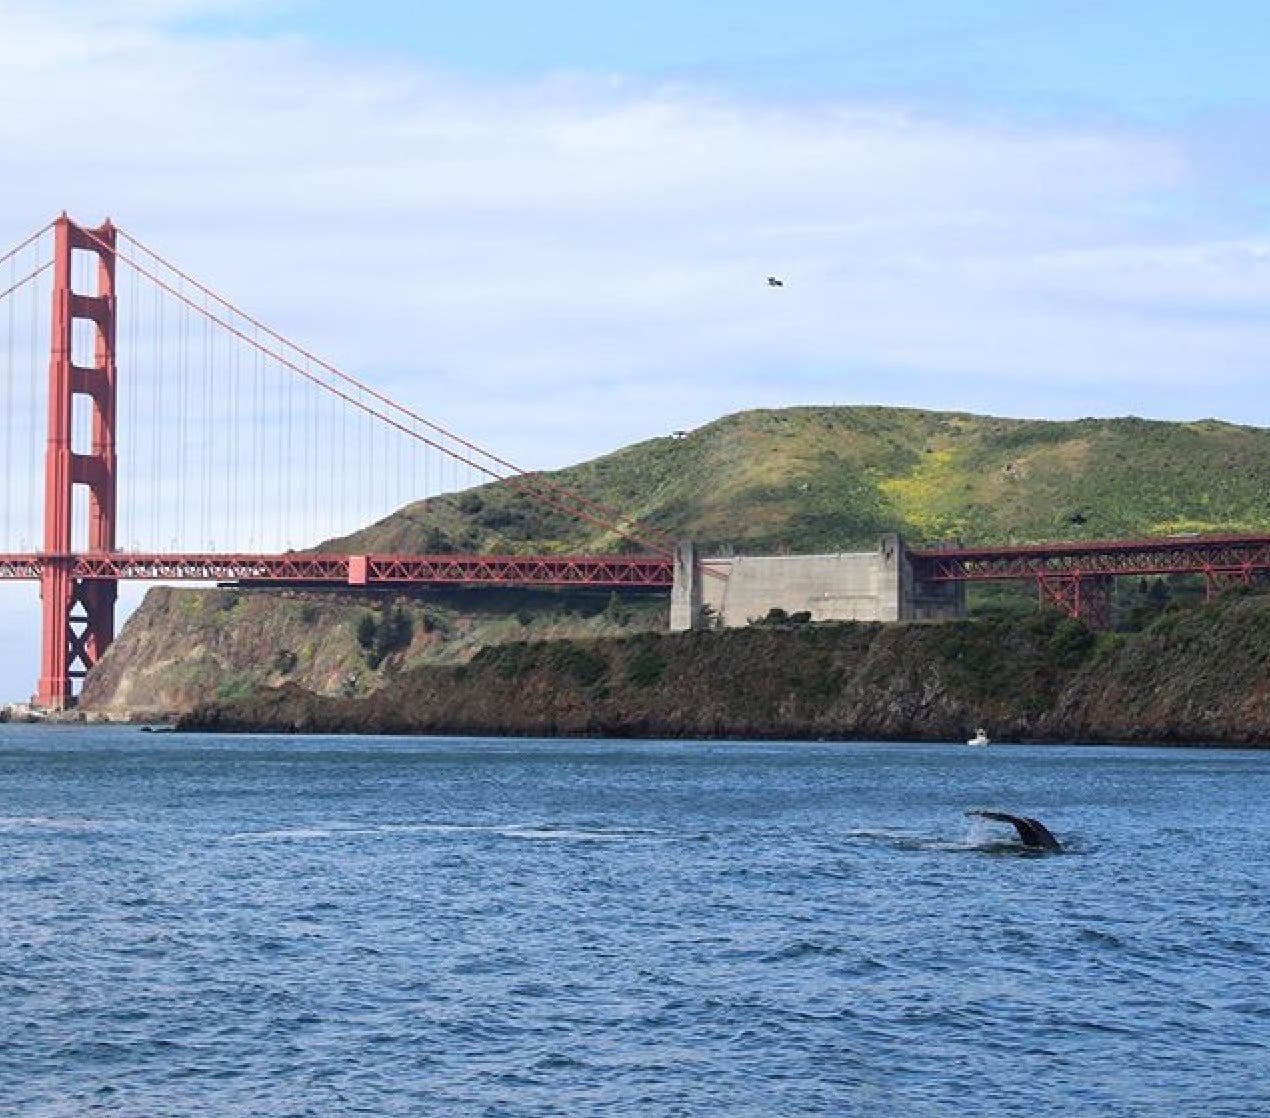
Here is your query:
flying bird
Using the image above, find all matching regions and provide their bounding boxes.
[766,276,784,287]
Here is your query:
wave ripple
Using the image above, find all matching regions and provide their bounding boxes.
[1,729,1267,1116]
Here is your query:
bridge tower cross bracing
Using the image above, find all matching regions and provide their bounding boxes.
[37,215,118,709]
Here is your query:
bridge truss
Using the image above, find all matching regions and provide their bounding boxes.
[909,534,1270,627]
[0,552,674,588]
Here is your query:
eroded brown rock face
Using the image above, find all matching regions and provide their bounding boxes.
[79,585,666,718]
[178,591,1270,745]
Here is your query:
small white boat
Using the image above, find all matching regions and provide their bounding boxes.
[967,727,990,746]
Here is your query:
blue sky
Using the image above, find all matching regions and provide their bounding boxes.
[192,0,1270,119]
[0,0,1267,479]
[0,0,1269,700]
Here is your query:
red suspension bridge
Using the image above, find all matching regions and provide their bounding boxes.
[0,214,679,708]
[1,215,1268,708]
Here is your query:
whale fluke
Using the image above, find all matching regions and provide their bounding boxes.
[967,810,1062,852]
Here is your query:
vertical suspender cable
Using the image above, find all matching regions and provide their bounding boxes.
[196,300,203,547]
[126,259,139,549]
[301,358,308,546]
[227,323,236,545]
[177,292,187,549]
[4,252,14,547]
[309,372,318,543]
[355,387,363,527]
[202,298,210,548]
[156,281,166,550]
[316,369,322,542]
[301,358,310,546]
[184,294,193,549]
[185,291,194,550]
[28,255,38,548]
[150,280,160,548]
[253,332,262,548]
[223,321,231,548]
[314,370,321,542]
[208,310,217,548]
[336,376,345,536]
[312,369,320,543]
[275,357,284,550]
[284,348,290,543]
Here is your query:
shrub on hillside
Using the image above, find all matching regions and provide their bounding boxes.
[626,644,667,688]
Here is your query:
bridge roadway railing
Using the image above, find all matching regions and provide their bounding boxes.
[908,533,1270,584]
[0,552,676,588]
[4,532,1269,599]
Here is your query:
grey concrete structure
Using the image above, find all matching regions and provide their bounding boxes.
[670,534,964,630]
[669,541,702,632]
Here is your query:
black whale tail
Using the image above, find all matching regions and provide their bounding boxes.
[967,810,1062,852]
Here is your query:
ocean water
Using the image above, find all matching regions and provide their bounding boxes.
[0,727,1267,1117]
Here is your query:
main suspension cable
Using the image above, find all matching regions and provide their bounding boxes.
[114,228,676,553]
[91,229,671,555]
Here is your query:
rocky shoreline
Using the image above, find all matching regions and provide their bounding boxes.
[178,590,1270,746]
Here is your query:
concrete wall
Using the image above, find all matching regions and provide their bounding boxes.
[670,535,964,630]
[669,541,701,632]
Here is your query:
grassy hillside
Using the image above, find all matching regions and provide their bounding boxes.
[320,407,1270,556]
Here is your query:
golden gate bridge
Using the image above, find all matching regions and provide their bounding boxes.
[1,215,1268,708]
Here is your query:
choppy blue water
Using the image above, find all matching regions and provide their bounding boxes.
[1,727,1268,1117]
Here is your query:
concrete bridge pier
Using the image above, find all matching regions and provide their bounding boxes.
[669,535,964,631]
[669,541,702,630]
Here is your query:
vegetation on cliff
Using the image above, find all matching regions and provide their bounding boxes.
[83,405,1270,718]
[321,407,1270,556]
[180,588,1270,745]
[80,586,666,716]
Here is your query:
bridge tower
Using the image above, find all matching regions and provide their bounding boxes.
[36,216,118,709]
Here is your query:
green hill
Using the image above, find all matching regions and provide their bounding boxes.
[322,406,1270,556]
[81,405,1270,717]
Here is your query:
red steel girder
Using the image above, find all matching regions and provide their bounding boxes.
[1203,567,1257,599]
[0,552,674,589]
[4,535,1270,590]
[364,554,671,586]
[1036,572,1114,628]
[4,535,1270,591]
[73,553,351,582]
[911,534,1270,583]
[0,555,42,578]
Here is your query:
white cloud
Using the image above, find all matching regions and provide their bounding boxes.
[1,1,1268,698]
[3,2,1263,456]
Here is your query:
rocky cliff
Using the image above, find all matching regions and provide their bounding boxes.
[178,589,1270,745]
[80,586,666,717]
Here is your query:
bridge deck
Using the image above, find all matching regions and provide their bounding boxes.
[3,532,1269,589]
[909,533,1270,581]
[0,552,675,587]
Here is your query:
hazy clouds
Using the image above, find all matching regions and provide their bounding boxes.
[0,0,1268,697]
[4,1,1269,469]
